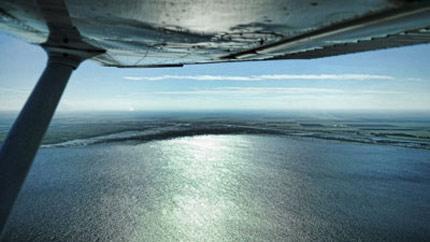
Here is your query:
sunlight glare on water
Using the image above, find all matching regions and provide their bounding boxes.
[4,135,430,241]
[133,135,248,241]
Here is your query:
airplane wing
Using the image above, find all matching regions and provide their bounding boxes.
[1,0,429,68]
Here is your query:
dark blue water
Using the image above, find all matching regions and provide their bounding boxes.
[2,134,430,241]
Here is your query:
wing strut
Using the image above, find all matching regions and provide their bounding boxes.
[0,0,104,235]
[0,52,81,232]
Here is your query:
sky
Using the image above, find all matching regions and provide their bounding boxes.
[0,32,429,112]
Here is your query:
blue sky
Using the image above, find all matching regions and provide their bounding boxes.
[0,32,429,112]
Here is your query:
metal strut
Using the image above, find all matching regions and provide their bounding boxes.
[0,0,104,236]
[0,52,81,232]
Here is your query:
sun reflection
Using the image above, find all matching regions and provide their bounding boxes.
[130,135,251,241]
[183,135,226,150]
[179,136,228,178]
[165,135,239,240]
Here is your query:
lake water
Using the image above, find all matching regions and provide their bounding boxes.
[2,134,430,241]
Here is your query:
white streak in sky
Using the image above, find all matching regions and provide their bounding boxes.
[124,74,395,81]
[0,86,30,94]
[154,87,403,96]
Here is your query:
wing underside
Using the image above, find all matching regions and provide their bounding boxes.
[0,0,429,67]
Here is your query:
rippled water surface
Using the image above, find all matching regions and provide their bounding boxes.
[3,135,430,241]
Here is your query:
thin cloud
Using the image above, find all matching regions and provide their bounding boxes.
[406,77,424,82]
[124,74,395,81]
[0,86,30,94]
[153,87,403,96]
